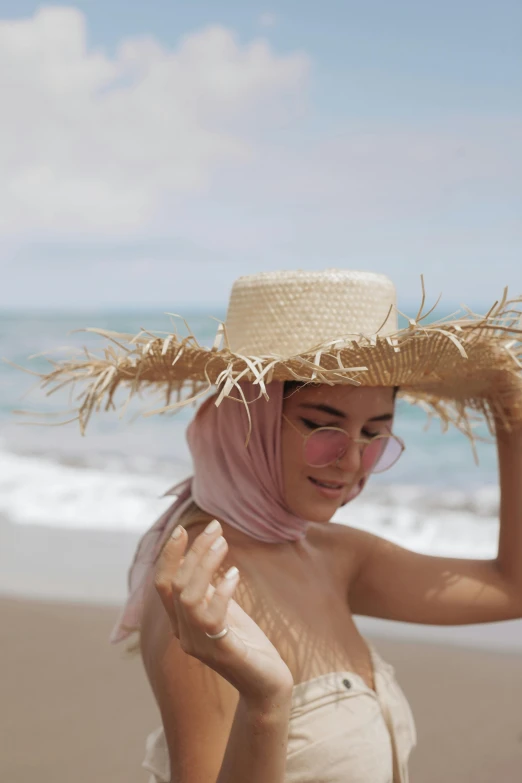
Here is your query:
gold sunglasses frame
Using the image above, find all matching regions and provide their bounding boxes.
[282,414,406,473]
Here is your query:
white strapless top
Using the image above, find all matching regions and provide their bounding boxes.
[142,641,417,783]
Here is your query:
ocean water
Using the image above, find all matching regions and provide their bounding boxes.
[0,308,502,563]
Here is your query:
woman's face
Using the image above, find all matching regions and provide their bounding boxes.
[281,384,396,522]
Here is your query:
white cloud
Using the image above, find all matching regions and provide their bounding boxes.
[251,120,522,221]
[258,12,278,28]
[1,8,521,308]
[0,6,309,234]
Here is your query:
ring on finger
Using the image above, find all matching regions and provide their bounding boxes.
[205,626,229,640]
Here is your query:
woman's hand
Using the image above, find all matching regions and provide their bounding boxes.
[154,520,294,707]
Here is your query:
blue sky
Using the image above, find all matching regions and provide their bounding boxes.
[1,1,520,310]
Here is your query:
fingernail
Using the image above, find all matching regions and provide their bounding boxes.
[210,535,226,551]
[171,526,184,540]
[225,566,239,580]
[204,519,221,535]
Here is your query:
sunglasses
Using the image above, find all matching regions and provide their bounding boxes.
[282,414,405,474]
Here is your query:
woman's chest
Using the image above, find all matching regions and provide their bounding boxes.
[233,541,376,690]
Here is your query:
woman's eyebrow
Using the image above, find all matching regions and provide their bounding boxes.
[368,413,394,422]
[298,403,393,422]
[299,403,346,418]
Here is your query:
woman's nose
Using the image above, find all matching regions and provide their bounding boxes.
[334,438,361,473]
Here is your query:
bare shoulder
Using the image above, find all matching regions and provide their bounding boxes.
[306,519,366,589]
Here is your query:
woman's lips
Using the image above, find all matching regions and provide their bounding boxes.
[308,476,346,499]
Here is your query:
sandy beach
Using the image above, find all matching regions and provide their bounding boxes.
[2,595,522,783]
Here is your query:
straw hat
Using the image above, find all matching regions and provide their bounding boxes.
[19,269,522,444]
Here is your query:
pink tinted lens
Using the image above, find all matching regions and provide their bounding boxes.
[304,429,348,467]
[365,436,403,473]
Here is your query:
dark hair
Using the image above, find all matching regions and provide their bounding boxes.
[283,380,306,396]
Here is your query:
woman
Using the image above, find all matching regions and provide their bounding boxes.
[32,269,522,782]
[138,379,415,783]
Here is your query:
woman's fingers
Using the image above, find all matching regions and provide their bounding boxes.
[174,519,223,584]
[155,520,237,640]
[202,566,240,634]
[175,529,233,635]
[178,550,230,609]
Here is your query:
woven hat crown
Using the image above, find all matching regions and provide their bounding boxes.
[225,269,397,357]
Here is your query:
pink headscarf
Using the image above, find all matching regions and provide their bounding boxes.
[190,381,310,542]
[110,381,309,643]
[110,381,368,643]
